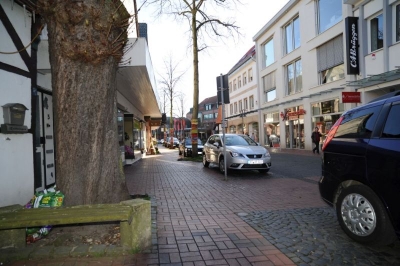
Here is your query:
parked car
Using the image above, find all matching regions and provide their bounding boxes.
[179,138,204,157]
[166,137,179,148]
[202,134,271,174]
[319,91,400,246]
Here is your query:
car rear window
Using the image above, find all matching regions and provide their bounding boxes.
[334,105,380,139]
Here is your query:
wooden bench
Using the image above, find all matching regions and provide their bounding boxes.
[0,199,151,251]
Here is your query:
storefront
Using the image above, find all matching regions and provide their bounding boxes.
[283,106,305,149]
[311,98,344,145]
[229,125,237,133]
[263,112,280,147]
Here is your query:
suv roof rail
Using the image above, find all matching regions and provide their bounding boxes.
[369,90,400,103]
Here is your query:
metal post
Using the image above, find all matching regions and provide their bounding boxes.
[220,74,227,181]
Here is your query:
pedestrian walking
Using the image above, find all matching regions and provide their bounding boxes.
[311,127,322,154]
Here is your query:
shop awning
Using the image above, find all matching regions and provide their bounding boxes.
[345,69,400,88]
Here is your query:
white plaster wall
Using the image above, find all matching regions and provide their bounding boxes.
[365,49,385,75]
[388,42,400,70]
[364,0,383,19]
[0,1,32,71]
[0,134,34,207]
[37,73,53,91]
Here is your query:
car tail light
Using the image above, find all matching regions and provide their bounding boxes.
[322,116,344,151]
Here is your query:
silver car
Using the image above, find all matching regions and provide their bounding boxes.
[202,134,271,174]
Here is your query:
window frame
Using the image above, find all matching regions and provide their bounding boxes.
[317,0,342,34]
[284,16,300,55]
[370,13,384,52]
[286,58,302,96]
[244,98,248,110]
[263,38,275,67]
[248,69,253,82]
[249,96,254,109]
[396,4,400,42]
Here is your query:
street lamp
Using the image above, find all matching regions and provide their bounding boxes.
[239,109,246,134]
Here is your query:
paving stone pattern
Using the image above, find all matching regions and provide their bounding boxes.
[242,207,400,266]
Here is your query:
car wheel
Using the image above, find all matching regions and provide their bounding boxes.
[258,169,269,173]
[202,154,209,167]
[336,185,396,246]
[219,157,225,174]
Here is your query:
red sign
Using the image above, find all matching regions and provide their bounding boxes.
[342,92,361,103]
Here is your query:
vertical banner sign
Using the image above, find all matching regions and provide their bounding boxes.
[216,75,230,104]
[345,17,359,75]
[191,119,198,145]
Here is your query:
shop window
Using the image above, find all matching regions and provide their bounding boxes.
[284,16,300,54]
[371,14,383,52]
[317,0,342,34]
[263,38,274,67]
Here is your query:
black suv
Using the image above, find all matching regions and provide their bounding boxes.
[319,92,400,246]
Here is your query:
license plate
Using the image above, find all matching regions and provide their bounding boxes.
[248,160,263,164]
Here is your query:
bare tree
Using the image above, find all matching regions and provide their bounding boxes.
[33,0,131,205]
[145,0,240,156]
[175,92,186,139]
[158,55,185,148]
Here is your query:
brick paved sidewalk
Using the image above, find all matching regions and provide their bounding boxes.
[3,146,325,265]
[123,146,325,265]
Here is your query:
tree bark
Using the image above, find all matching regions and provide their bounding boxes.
[40,0,130,205]
[191,3,199,156]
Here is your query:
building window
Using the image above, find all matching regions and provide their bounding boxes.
[286,59,302,95]
[238,76,242,88]
[229,82,232,93]
[205,104,212,110]
[371,14,383,51]
[249,96,254,109]
[239,100,243,111]
[317,35,344,84]
[263,38,274,67]
[317,0,342,34]
[230,104,233,115]
[243,73,247,85]
[233,79,237,91]
[234,102,238,114]
[248,69,253,82]
[396,4,400,42]
[263,71,276,102]
[244,98,248,110]
[284,16,300,54]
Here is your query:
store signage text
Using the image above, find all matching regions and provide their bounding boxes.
[280,109,306,121]
[345,17,359,75]
[342,92,361,103]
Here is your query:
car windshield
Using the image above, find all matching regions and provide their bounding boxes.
[185,139,203,145]
[223,135,257,146]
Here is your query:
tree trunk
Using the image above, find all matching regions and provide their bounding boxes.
[191,6,199,156]
[41,0,130,206]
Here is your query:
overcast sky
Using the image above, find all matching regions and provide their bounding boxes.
[135,0,289,115]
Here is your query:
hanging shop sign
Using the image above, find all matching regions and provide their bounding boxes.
[345,17,359,75]
[280,109,306,121]
[342,92,361,103]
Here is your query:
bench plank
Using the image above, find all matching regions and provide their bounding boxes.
[0,203,132,230]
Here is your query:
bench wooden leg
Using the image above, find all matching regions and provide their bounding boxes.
[120,199,151,252]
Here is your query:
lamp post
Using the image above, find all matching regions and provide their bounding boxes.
[239,109,246,134]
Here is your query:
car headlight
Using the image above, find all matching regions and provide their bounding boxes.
[264,152,271,158]
[230,151,244,157]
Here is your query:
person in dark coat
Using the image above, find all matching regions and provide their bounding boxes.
[311,127,322,154]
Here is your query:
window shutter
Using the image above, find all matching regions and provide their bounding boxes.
[317,35,343,72]
[263,71,276,92]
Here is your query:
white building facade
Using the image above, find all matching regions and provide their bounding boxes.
[226,46,260,141]
[254,0,400,150]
